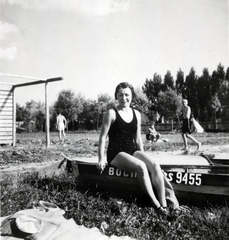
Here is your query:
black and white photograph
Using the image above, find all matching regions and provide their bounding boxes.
[1,1,228,239]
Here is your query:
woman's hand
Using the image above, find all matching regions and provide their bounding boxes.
[98,158,106,172]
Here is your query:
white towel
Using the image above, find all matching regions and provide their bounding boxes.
[1,207,136,240]
[192,118,204,133]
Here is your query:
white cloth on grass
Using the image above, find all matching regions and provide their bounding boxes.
[0,208,136,240]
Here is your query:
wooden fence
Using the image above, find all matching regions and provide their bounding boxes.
[142,121,229,133]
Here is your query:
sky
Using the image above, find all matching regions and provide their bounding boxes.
[0,0,228,106]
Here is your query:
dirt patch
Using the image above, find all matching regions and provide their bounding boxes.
[153,143,229,155]
[1,143,228,180]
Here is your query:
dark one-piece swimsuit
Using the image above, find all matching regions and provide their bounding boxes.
[107,108,138,164]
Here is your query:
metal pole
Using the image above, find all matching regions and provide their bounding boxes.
[97,106,100,131]
[45,82,50,147]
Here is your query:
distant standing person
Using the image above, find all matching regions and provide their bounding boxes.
[56,113,67,141]
[181,99,201,151]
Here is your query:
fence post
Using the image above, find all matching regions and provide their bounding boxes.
[45,82,50,147]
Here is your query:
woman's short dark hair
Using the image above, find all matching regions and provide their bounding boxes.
[114,82,135,100]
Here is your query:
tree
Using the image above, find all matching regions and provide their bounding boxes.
[142,74,163,104]
[162,71,174,91]
[131,87,150,122]
[16,103,28,122]
[142,74,163,115]
[175,69,185,94]
[54,90,78,121]
[74,93,84,118]
[218,80,229,120]
[97,94,115,129]
[78,99,97,130]
[35,101,45,131]
[211,63,226,95]
[17,100,46,131]
[183,67,198,117]
[208,94,221,128]
[157,88,183,122]
[49,104,57,131]
[225,67,229,82]
[196,68,211,121]
[25,100,37,120]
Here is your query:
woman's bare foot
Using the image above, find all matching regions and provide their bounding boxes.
[156,206,169,216]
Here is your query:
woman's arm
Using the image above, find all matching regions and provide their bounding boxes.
[134,110,144,152]
[98,109,115,170]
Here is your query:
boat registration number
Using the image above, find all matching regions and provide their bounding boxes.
[107,167,202,186]
[166,172,202,186]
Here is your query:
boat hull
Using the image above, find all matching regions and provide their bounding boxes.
[61,154,229,206]
[76,165,229,205]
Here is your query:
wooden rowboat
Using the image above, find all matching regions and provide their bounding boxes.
[59,153,229,206]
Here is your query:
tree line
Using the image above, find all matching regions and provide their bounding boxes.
[16,63,229,131]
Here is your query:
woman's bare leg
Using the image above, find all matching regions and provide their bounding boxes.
[111,152,161,208]
[133,151,167,208]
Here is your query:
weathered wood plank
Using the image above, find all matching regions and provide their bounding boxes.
[0,127,12,132]
[0,110,13,114]
[0,135,13,140]
[0,120,13,125]
[0,128,13,136]
[0,100,13,105]
[0,83,13,90]
[0,91,13,97]
[0,125,13,129]
[0,115,13,119]
[0,121,13,125]
[0,108,13,113]
[0,110,12,114]
[0,98,13,102]
[0,91,13,95]
[0,94,13,98]
[0,103,13,110]
[0,109,13,113]
[0,140,12,145]
[0,106,13,111]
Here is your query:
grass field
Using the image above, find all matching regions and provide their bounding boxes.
[1,131,229,239]
[12,130,229,152]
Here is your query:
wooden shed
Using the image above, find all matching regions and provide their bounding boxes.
[0,76,63,147]
[0,82,14,145]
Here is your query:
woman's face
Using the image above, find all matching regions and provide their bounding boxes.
[116,87,132,107]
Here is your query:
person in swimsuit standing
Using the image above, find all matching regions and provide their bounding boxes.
[98,82,168,215]
[181,99,201,151]
[56,113,67,141]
